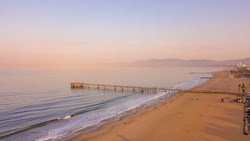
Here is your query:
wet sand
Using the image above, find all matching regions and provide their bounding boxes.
[69,70,250,141]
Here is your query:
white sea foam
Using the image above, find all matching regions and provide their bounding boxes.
[5,73,213,141]
[36,74,213,141]
[35,92,170,141]
[174,74,212,90]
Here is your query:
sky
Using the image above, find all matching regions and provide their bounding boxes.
[0,0,250,69]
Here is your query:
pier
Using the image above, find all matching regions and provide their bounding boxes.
[70,82,244,95]
[185,90,241,96]
[71,82,181,94]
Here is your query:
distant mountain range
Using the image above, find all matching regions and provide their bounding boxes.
[125,58,250,67]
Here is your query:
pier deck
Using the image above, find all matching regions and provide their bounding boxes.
[70,82,243,96]
[71,82,181,94]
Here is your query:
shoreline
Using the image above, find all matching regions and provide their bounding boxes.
[65,72,214,141]
[66,91,185,141]
[0,69,213,141]
[68,70,250,141]
[62,88,185,141]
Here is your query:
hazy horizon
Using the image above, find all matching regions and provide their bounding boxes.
[1,0,250,69]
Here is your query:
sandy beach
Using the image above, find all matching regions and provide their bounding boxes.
[69,70,250,141]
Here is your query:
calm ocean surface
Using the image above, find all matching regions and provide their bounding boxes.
[0,67,218,141]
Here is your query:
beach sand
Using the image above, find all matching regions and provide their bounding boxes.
[69,70,250,141]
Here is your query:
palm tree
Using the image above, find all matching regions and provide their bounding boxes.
[242,84,246,94]
[242,83,245,88]
[238,84,241,93]
[242,88,246,94]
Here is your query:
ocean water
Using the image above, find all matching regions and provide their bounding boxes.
[0,67,217,141]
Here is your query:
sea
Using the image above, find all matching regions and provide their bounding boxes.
[0,66,219,141]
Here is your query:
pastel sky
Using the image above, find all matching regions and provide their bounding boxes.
[0,0,250,69]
